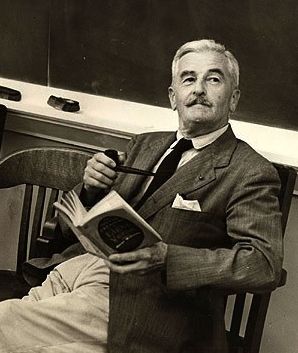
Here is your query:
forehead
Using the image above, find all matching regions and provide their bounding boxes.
[176,51,231,77]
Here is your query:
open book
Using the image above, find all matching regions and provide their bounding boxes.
[53,190,162,259]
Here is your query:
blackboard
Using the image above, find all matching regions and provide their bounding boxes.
[0,0,297,131]
[0,0,49,85]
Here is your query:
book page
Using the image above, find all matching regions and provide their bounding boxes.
[67,190,88,224]
[55,191,87,226]
[58,211,107,259]
[81,190,125,225]
[82,191,161,241]
[53,201,76,224]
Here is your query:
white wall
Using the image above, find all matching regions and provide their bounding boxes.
[261,196,298,353]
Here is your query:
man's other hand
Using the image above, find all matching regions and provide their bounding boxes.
[105,242,168,275]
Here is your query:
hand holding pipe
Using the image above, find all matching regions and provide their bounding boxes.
[104,149,155,177]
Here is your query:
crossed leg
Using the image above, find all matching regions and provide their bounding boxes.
[0,253,110,353]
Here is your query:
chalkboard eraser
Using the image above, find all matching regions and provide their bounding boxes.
[0,86,21,101]
[47,95,80,112]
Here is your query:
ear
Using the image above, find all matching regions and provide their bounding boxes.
[229,89,241,113]
[168,86,177,111]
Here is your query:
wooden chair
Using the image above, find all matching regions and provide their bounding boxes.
[226,163,297,353]
[0,147,92,300]
[0,145,295,353]
[0,104,7,148]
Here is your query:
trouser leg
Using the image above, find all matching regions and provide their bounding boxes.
[0,254,109,353]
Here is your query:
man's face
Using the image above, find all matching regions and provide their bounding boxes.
[168,51,240,138]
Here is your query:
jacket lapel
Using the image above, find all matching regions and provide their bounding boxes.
[138,126,238,220]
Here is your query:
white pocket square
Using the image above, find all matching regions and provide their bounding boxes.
[172,193,202,212]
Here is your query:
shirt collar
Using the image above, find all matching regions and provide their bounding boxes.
[172,124,229,150]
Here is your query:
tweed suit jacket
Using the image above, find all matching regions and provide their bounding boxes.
[107,126,282,353]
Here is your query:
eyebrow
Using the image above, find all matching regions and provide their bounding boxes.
[207,68,225,78]
[179,70,196,79]
[179,68,226,80]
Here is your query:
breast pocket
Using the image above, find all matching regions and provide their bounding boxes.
[156,208,230,249]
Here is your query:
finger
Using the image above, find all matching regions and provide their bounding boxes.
[87,159,117,179]
[109,249,151,263]
[107,260,163,275]
[135,263,164,275]
[85,166,117,184]
[118,152,127,165]
[105,259,147,274]
[83,170,116,190]
[93,152,117,168]
[83,176,112,190]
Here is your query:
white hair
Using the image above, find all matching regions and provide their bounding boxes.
[171,39,240,88]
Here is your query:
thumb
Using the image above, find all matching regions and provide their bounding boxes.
[118,152,127,165]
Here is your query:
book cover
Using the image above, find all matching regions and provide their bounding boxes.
[54,190,161,259]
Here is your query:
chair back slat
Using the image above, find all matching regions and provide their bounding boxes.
[229,293,246,347]
[0,104,6,148]
[47,189,60,219]
[29,186,47,259]
[16,185,33,276]
[243,293,271,353]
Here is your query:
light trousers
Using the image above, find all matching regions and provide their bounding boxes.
[0,253,109,353]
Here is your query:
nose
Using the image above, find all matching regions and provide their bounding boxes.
[193,79,206,96]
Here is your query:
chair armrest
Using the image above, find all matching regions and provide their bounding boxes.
[219,267,287,297]
[42,216,60,239]
[36,216,61,257]
[36,216,76,257]
[279,268,287,287]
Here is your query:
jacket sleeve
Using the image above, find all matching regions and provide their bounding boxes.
[165,163,283,293]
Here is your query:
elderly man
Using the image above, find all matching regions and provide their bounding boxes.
[0,39,282,353]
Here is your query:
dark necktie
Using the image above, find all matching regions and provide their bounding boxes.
[135,138,193,208]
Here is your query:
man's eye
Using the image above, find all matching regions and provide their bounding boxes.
[182,77,195,85]
[207,76,220,84]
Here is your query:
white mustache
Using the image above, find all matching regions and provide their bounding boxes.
[186,98,212,107]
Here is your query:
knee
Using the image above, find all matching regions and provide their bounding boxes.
[0,299,18,319]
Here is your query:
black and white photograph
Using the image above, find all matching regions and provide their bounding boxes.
[0,1,297,352]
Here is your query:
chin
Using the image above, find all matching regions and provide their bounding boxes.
[179,125,200,138]
[180,119,217,137]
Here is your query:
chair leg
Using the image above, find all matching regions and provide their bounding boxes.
[228,294,247,353]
